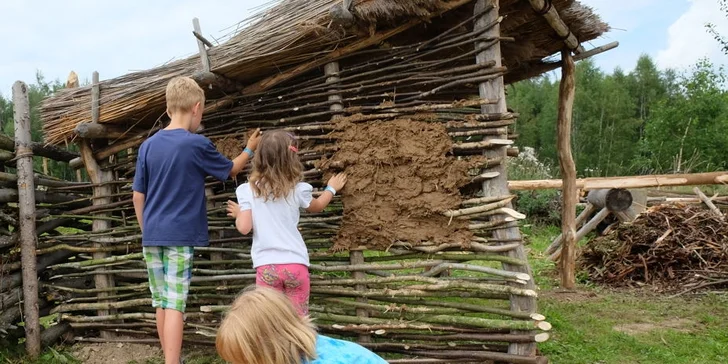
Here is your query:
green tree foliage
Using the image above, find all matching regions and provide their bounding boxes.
[642,59,728,172]
[507,55,728,177]
[0,72,78,180]
[706,0,728,55]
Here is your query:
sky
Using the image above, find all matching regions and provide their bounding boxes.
[2,0,728,97]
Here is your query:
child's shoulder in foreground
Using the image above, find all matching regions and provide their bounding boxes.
[309,335,387,364]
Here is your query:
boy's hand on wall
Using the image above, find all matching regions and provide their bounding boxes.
[246,128,262,151]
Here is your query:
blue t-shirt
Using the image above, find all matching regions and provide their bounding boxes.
[308,335,387,364]
[132,128,233,247]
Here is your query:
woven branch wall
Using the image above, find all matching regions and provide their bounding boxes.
[2,6,550,363]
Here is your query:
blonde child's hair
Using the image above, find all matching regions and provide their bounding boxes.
[165,76,205,115]
[249,130,303,200]
[215,286,318,364]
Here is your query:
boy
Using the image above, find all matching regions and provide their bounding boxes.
[132,76,261,364]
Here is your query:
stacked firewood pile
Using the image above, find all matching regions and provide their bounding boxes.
[580,204,728,293]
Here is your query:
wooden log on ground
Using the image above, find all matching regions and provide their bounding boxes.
[586,189,632,212]
[508,172,728,191]
[40,322,71,348]
[13,80,40,359]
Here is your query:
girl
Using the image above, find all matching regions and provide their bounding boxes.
[216,286,387,364]
[227,130,346,316]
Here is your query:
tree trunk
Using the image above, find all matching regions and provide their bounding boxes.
[556,49,577,289]
[12,81,41,359]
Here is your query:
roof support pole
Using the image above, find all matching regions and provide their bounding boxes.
[474,0,538,357]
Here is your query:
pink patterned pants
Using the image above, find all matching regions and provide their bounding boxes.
[255,263,310,316]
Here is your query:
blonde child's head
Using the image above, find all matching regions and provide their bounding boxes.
[215,286,317,364]
[249,130,303,200]
[165,76,205,130]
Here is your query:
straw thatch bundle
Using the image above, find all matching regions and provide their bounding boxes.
[40,0,607,146]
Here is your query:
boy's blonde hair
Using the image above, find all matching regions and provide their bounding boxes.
[216,286,318,364]
[249,130,303,200]
[165,76,205,115]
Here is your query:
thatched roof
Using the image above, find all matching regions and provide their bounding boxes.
[41,0,608,145]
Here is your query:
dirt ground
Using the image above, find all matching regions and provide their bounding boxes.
[72,342,161,364]
[322,118,482,251]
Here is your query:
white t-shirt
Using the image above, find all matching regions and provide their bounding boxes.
[235,182,313,268]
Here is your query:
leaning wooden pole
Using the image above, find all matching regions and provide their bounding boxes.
[474,0,537,356]
[13,81,41,358]
[556,49,577,289]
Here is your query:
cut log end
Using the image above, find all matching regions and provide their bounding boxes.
[534,332,550,343]
[530,313,546,321]
[537,321,552,331]
[515,273,531,281]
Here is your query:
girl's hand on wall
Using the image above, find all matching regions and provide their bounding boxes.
[227,200,240,218]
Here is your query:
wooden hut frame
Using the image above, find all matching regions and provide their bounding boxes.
[0,0,619,362]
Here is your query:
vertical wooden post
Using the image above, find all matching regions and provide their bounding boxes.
[65,72,84,183]
[13,81,40,358]
[325,60,370,342]
[80,72,116,338]
[324,62,343,115]
[474,0,536,356]
[557,49,577,289]
[205,187,225,304]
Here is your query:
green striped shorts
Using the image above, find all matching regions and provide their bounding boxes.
[142,246,194,313]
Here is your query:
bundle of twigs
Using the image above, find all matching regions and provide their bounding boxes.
[580,205,728,291]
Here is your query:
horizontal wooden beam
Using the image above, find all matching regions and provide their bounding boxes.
[73,123,130,139]
[508,171,728,191]
[0,133,78,162]
[192,71,243,93]
[526,0,584,53]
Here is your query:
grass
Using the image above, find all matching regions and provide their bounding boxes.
[3,224,728,363]
[523,224,728,364]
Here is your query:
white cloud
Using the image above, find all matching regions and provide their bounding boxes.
[579,0,658,30]
[657,0,728,69]
[0,0,269,96]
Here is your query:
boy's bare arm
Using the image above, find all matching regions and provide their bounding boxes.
[229,128,262,177]
[132,191,145,231]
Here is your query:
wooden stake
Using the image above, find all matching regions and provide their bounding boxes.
[193,18,211,72]
[557,49,577,289]
[474,0,536,357]
[694,187,723,218]
[13,80,40,359]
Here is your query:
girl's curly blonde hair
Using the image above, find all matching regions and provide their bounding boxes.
[215,286,318,364]
[249,130,302,200]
